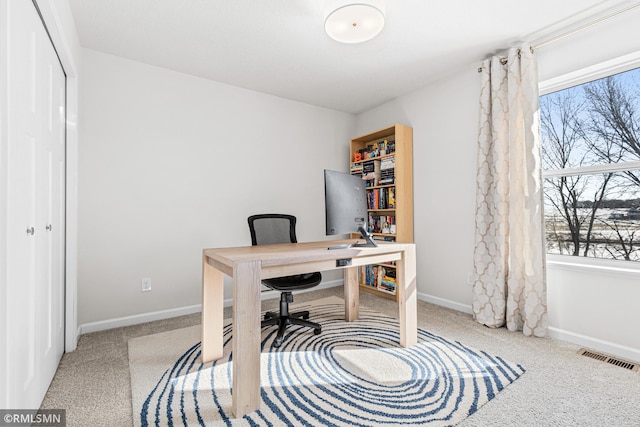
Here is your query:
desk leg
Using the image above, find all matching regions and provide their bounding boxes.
[231,260,262,418]
[397,246,418,347]
[344,266,359,321]
[202,255,224,363]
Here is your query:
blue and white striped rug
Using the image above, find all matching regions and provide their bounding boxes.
[129,297,525,426]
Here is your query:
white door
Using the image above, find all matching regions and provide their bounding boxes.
[1,0,66,409]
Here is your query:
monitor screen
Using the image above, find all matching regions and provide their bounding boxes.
[324,169,377,248]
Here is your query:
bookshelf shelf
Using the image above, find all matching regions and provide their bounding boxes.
[365,184,395,190]
[349,124,413,302]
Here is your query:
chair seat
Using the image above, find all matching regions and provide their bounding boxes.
[262,272,322,291]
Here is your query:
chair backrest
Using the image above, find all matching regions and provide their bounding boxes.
[248,214,297,246]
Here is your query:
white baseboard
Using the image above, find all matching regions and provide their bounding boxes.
[77,280,344,335]
[79,304,203,335]
[417,292,473,314]
[416,293,640,363]
[548,327,640,363]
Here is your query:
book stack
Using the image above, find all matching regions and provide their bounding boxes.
[379,157,395,185]
[378,268,396,294]
[386,140,396,154]
[367,214,396,234]
[362,160,381,187]
[350,163,363,176]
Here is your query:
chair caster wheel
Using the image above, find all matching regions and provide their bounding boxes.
[314,328,321,335]
[273,337,283,348]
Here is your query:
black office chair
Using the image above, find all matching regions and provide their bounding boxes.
[248,214,322,348]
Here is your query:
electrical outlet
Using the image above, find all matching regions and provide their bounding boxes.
[467,272,474,286]
[141,277,152,292]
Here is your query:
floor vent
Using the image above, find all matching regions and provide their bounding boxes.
[578,348,639,372]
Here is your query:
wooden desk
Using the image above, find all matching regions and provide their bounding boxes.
[201,239,417,418]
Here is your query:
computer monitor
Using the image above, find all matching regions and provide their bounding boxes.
[324,169,377,248]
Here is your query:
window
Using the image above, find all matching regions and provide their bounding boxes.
[540,65,640,263]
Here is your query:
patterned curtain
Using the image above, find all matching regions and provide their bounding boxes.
[473,46,547,337]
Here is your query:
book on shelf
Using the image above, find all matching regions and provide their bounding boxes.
[378,276,396,294]
[386,140,396,154]
[366,187,396,210]
[380,157,395,169]
[379,157,395,184]
[362,160,381,186]
[379,267,396,293]
[359,264,396,295]
[354,139,396,161]
[367,214,396,234]
[360,265,377,287]
[372,235,396,242]
[379,175,394,185]
[357,141,395,157]
[379,157,395,185]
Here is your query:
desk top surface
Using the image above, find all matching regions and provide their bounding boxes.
[204,239,414,268]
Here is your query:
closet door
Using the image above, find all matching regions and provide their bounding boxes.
[1,0,66,409]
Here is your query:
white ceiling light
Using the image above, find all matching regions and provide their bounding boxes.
[324,1,386,44]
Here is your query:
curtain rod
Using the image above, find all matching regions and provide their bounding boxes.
[477,2,640,73]
[533,1,640,50]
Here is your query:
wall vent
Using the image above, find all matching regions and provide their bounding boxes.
[578,348,639,372]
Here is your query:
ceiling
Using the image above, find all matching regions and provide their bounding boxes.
[68,0,633,114]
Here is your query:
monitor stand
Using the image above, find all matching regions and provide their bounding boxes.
[327,226,378,250]
[351,226,378,248]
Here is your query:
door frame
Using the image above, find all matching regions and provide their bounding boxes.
[33,0,79,352]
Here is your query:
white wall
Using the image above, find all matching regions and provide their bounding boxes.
[78,49,354,326]
[546,263,640,359]
[356,6,640,361]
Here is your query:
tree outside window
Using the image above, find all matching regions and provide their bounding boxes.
[541,67,640,262]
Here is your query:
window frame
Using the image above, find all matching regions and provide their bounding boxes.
[539,50,640,272]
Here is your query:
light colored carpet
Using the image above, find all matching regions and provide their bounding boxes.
[129,296,524,426]
[41,286,640,426]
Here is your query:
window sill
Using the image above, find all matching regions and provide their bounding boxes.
[546,254,640,276]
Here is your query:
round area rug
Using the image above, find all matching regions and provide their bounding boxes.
[137,300,524,426]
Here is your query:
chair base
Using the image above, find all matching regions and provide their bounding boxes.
[261,292,322,348]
